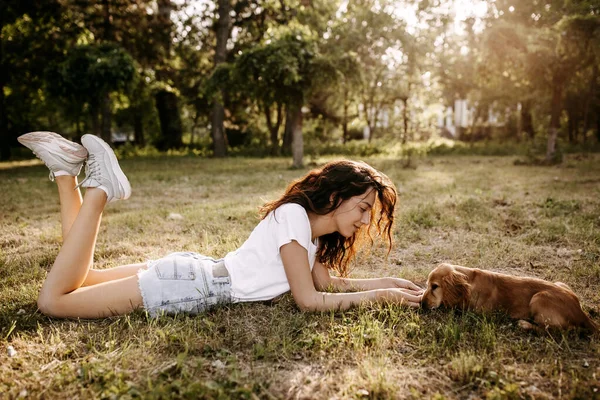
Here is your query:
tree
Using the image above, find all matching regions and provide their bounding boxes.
[323,0,416,142]
[210,0,231,157]
[486,1,600,160]
[0,0,78,160]
[45,44,136,142]
[152,0,184,150]
[231,30,335,167]
[58,0,159,144]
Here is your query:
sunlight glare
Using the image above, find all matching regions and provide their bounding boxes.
[453,0,488,34]
[383,47,405,69]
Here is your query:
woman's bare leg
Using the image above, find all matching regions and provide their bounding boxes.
[81,263,148,287]
[37,134,139,318]
[56,175,83,240]
[56,174,145,287]
[19,132,142,317]
[38,188,143,318]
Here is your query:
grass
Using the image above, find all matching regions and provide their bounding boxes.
[1,153,599,399]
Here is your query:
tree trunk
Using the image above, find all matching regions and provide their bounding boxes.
[155,0,183,151]
[0,32,10,161]
[469,104,481,142]
[210,0,230,158]
[211,101,227,156]
[90,103,101,137]
[342,86,349,144]
[102,0,114,41]
[369,105,378,142]
[75,110,82,141]
[567,110,576,144]
[98,0,114,145]
[265,102,282,156]
[275,102,283,151]
[133,107,145,146]
[520,100,534,139]
[0,81,9,161]
[155,90,183,150]
[365,102,377,143]
[546,73,564,163]
[455,126,463,140]
[100,92,112,143]
[282,105,293,155]
[362,91,375,142]
[190,110,201,146]
[364,103,377,143]
[582,65,597,142]
[596,105,600,143]
[402,98,409,144]
[288,102,304,168]
[365,116,372,143]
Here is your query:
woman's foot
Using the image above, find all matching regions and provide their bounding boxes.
[17,131,88,181]
[78,134,131,202]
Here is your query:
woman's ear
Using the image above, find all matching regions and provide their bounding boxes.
[329,193,343,210]
[441,270,471,308]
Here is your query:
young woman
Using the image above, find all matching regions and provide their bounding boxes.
[18,131,423,319]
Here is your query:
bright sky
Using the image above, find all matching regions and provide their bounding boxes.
[173,0,489,58]
[175,0,489,34]
[387,0,489,35]
[452,0,489,33]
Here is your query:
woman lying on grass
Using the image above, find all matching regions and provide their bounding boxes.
[18,131,423,319]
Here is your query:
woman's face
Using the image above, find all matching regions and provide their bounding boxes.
[332,189,376,237]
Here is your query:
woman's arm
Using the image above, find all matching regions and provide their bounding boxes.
[312,261,423,293]
[331,274,423,292]
[282,241,421,311]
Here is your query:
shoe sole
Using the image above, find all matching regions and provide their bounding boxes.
[82,135,131,200]
[18,131,88,161]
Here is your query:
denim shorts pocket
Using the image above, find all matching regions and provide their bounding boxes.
[154,256,197,280]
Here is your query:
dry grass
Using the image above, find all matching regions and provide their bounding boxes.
[1,153,599,399]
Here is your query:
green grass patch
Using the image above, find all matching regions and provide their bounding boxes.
[1,154,599,398]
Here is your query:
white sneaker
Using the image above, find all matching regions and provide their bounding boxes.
[78,134,131,202]
[17,131,88,181]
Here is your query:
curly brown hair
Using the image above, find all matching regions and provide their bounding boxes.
[260,160,397,277]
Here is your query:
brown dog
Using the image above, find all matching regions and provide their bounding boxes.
[422,263,597,332]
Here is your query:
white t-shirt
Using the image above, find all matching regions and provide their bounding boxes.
[223,203,318,302]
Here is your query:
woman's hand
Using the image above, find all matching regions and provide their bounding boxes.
[377,288,423,308]
[386,277,424,294]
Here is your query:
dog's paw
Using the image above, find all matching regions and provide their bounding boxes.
[518,320,535,330]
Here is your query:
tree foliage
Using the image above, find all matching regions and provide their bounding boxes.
[1,0,599,162]
[45,43,136,136]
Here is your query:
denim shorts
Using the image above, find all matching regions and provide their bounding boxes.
[137,252,232,317]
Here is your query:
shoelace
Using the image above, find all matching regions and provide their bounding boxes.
[75,154,102,190]
[30,149,57,181]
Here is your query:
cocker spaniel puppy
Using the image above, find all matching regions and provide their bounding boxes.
[422,263,597,332]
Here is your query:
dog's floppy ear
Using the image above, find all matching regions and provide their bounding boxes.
[441,270,471,308]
